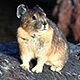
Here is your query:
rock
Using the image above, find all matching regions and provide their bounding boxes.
[0,42,80,80]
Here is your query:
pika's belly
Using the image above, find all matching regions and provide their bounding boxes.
[27,37,50,58]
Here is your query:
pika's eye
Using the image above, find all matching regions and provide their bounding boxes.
[32,14,37,20]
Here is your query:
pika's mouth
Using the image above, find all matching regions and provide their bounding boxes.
[40,24,48,31]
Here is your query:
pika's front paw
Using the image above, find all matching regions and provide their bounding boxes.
[50,66,62,72]
[20,63,30,71]
[32,65,43,73]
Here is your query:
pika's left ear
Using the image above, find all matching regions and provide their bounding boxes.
[17,4,29,19]
[33,5,44,12]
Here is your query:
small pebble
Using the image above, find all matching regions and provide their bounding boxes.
[0,71,2,75]
[4,59,9,63]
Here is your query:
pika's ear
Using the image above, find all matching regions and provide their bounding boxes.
[17,4,29,19]
[33,5,44,12]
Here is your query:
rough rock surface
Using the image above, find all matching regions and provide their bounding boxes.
[0,42,80,80]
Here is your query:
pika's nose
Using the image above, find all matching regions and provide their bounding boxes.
[43,22,47,25]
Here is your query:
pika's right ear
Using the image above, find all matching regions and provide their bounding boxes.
[17,4,29,19]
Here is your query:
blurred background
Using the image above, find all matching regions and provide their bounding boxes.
[0,0,80,43]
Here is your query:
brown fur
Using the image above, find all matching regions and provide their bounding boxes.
[17,5,68,73]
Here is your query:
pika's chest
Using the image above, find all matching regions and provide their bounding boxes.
[27,36,44,49]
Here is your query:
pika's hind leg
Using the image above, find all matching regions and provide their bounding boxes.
[49,52,68,72]
[50,65,63,72]
[50,60,65,72]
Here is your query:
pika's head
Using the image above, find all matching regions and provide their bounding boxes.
[17,4,50,34]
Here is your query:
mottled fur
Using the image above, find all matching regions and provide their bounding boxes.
[17,4,68,73]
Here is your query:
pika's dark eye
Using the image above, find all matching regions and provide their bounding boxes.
[32,15,36,20]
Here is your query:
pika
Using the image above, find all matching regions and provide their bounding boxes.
[17,4,68,73]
